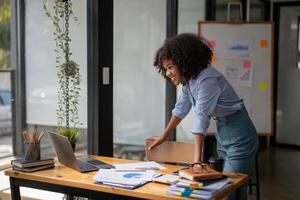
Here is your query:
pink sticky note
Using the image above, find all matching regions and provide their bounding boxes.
[208,40,216,48]
[243,60,251,68]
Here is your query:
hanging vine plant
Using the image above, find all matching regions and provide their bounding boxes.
[42,0,81,149]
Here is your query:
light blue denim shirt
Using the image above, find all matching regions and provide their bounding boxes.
[172,65,243,135]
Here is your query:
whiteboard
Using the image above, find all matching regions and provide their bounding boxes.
[198,21,273,135]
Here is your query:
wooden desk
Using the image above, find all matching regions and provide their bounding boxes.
[5,156,248,200]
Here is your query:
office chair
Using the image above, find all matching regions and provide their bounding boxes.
[249,153,260,200]
[145,139,194,164]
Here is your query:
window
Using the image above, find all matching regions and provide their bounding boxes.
[176,0,206,141]
[0,0,12,162]
[25,0,88,155]
[113,0,166,160]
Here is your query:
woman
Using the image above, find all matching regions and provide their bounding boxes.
[148,33,258,199]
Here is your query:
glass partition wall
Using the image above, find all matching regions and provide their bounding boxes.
[176,0,206,142]
[0,71,12,161]
[113,0,166,160]
[25,0,88,156]
[0,0,13,164]
[11,0,208,161]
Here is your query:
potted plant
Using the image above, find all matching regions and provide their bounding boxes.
[57,127,79,151]
[42,0,81,150]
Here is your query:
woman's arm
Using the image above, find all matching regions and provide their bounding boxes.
[148,85,191,150]
[193,134,205,163]
[148,115,182,150]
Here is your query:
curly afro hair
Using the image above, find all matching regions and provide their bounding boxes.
[154,33,213,85]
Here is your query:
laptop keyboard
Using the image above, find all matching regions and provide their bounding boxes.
[77,160,98,172]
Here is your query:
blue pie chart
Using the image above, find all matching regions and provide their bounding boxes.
[123,173,143,179]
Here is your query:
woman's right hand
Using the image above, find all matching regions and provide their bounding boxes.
[147,135,165,151]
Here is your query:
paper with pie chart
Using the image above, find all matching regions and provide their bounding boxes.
[93,168,157,186]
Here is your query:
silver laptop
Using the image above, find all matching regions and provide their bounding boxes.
[48,131,114,173]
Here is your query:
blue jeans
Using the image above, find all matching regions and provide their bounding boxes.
[216,105,258,200]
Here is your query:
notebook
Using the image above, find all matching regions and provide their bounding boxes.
[11,156,54,168]
[166,177,231,199]
[179,166,222,181]
[12,164,55,173]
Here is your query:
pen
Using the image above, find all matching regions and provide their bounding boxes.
[135,167,160,170]
[172,166,190,174]
[114,169,147,172]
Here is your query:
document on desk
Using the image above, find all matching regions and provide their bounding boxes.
[113,161,166,170]
[93,169,158,189]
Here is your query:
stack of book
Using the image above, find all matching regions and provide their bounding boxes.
[11,157,55,173]
[166,177,231,199]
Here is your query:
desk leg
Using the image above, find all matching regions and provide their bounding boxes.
[9,177,21,200]
[235,182,248,200]
[235,186,241,200]
[66,195,74,200]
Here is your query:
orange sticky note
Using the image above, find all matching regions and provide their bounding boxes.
[260,40,268,47]
[211,52,217,62]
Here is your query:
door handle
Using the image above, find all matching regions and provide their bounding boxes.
[102,67,110,85]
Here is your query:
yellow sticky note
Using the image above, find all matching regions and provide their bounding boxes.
[259,82,268,90]
[260,40,268,48]
[211,52,217,62]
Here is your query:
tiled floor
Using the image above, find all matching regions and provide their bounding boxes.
[256,146,300,200]
[0,146,299,200]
